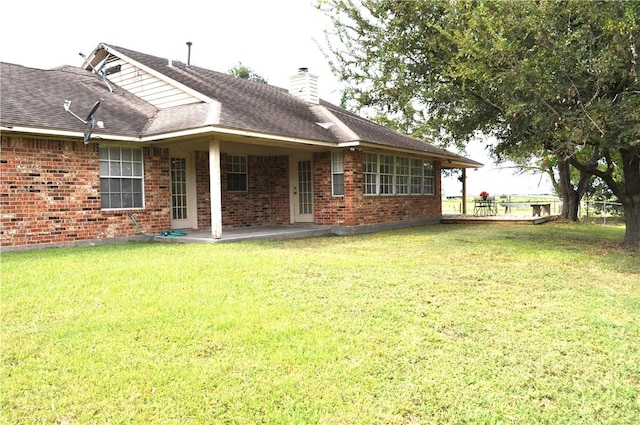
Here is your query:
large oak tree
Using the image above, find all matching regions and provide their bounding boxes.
[320,0,640,247]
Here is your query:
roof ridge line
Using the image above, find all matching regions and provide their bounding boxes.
[309,104,359,142]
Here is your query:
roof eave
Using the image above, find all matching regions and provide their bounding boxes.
[2,125,483,167]
[139,125,341,148]
[343,140,483,168]
[1,125,141,143]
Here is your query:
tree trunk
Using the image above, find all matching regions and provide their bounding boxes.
[569,148,640,249]
[557,158,582,220]
[567,191,580,221]
[619,149,640,248]
[557,156,592,221]
[557,159,571,219]
[622,202,640,248]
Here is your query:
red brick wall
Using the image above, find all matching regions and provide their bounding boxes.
[195,151,211,230]
[195,153,290,229]
[313,150,442,226]
[1,136,171,248]
[2,137,444,248]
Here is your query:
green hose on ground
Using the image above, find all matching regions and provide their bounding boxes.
[129,214,187,238]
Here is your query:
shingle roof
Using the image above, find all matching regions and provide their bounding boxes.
[0,62,156,137]
[1,43,481,167]
[107,45,343,141]
[104,44,480,166]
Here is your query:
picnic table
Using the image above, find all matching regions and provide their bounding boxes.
[499,201,553,216]
[530,203,551,217]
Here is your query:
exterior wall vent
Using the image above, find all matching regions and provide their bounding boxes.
[105,65,121,76]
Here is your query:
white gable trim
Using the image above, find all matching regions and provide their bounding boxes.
[86,44,213,106]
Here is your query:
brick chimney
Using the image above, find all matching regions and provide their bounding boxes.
[289,68,319,104]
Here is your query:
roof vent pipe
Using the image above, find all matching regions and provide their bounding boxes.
[186,41,192,66]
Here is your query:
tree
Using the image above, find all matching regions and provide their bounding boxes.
[504,152,594,222]
[320,0,640,247]
[228,62,268,84]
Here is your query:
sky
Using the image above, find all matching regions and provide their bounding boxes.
[1,0,552,196]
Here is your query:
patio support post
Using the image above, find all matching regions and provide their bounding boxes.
[461,168,467,215]
[209,138,222,239]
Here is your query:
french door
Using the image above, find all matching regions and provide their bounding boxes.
[170,154,197,229]
[291,155,314,223]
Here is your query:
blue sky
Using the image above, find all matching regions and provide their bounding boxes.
[2,0,553,196]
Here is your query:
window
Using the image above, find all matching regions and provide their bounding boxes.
[100,146,144,209]
[362,153,436,196]
[331,151,344,196]
[395,157,409,195]
[363,152,378,195]
[410,159,423,194]
[227,155,247,192]
[379,155,394,195]
[422,161,435,195]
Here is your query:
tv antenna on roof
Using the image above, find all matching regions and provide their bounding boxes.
[63,100,105,144]
[80,52,114,93]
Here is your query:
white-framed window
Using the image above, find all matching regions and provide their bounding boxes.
[379,155,394,195]
[363,152,378,195]
[99,146,144,209]
[363,153,435,196]
[331,151,344,196]
[395,157,409,195]
[410,159,423,194]
[227,155,248,192]
[422,161,435,195]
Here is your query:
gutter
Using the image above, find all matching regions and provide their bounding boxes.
[350,141,483,169]
[0,125,141,143]
[0,124,339,149]
[2,125,482,168]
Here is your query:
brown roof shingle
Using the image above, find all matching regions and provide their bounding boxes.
[2,43,481,167]
[105,44,478,164]
[1,62,156,137]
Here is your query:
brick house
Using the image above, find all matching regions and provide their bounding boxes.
[1,43,480,250]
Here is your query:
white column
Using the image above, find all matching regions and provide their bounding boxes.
[209,138,222,239]
[461,168,467,215]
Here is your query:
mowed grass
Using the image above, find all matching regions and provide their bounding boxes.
[2,223,639,424]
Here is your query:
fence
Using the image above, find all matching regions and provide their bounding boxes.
[583,200,624,224]
[442,195,561,215]
[442,196,624,223]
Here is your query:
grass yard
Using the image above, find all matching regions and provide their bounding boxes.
[2,223,639,424]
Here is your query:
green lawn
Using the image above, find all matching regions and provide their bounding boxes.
[2,223,639,424]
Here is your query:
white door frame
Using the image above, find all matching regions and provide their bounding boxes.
[289,153,314,223]
[169,150,198,229]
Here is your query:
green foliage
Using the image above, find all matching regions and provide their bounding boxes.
[3,226,639,423]
[228,62,268,83]
[320,0,640,246]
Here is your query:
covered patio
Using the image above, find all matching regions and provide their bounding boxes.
[441,213,560,225]
[151,224,334,244]
[148,211,561,246]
